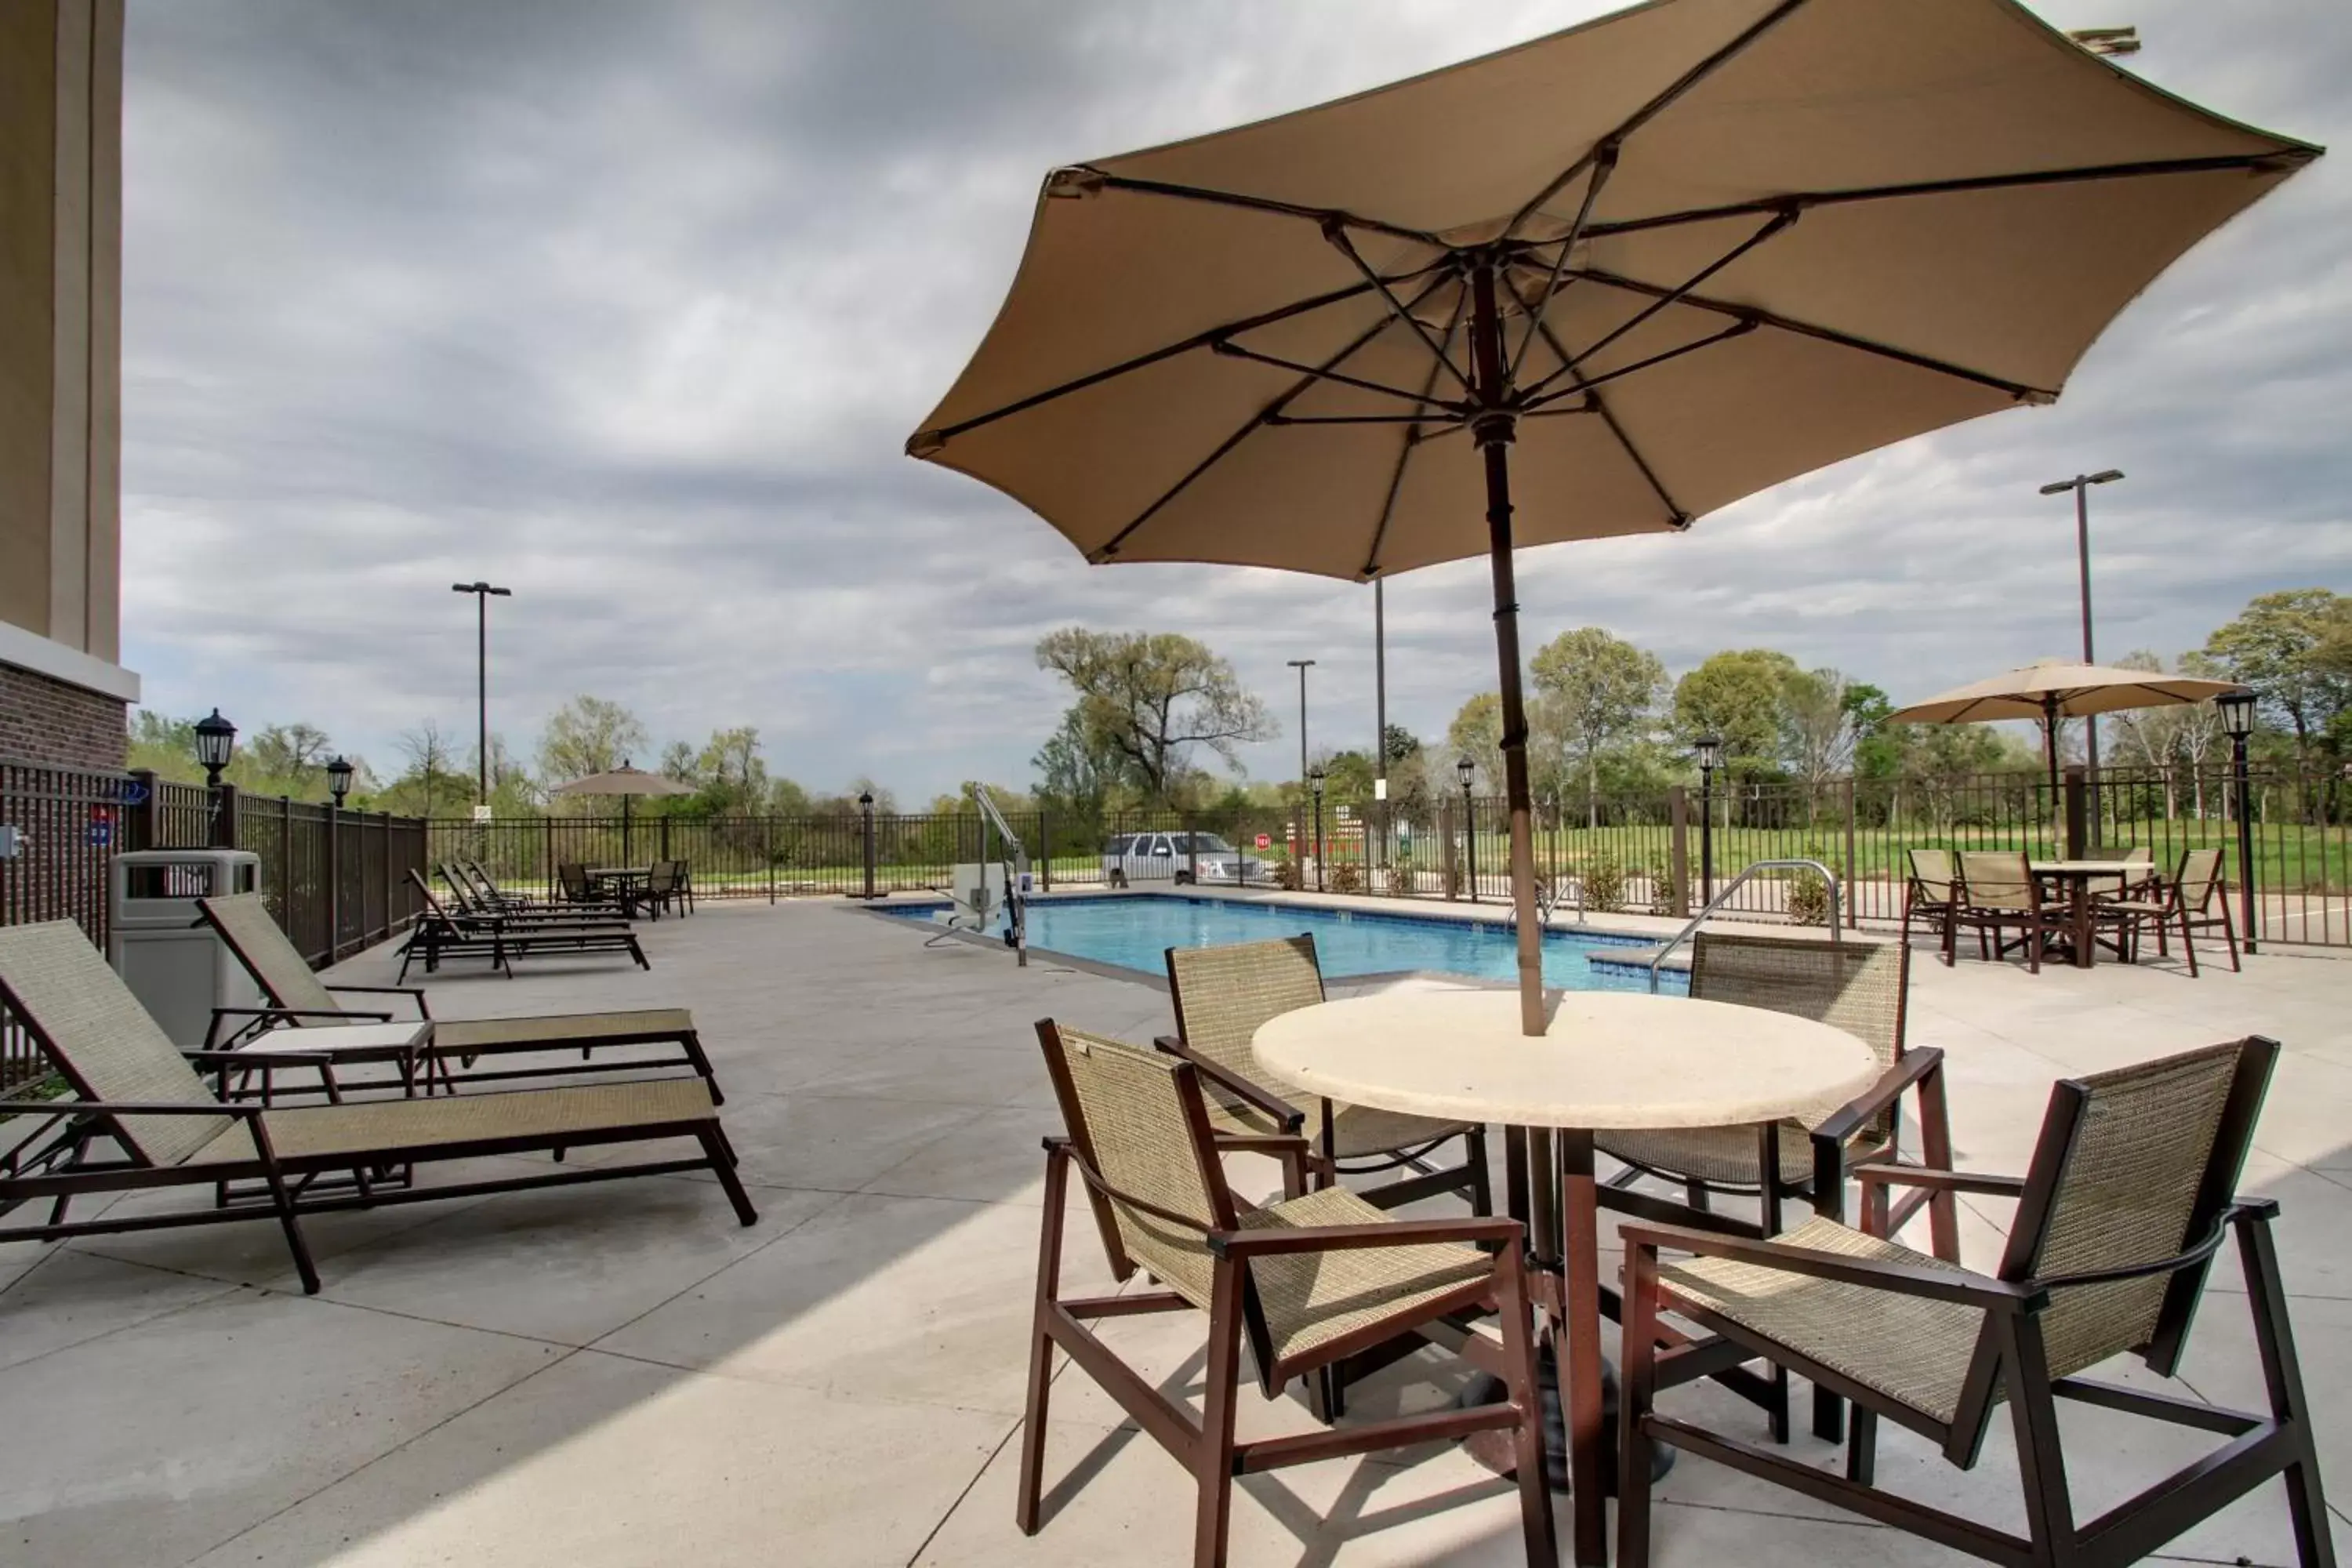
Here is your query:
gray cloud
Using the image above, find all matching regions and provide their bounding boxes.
[120,0,2352,796]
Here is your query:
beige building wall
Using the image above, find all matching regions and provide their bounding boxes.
[0,0,135,767]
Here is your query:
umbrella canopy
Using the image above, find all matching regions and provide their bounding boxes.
[909,0,2314,1033]
[548,764,695,799]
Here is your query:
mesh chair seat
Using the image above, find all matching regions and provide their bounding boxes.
[1238,1185,1492,1363]
[1599,1122,1889,1189]
[434,1009,694,1051]
[1661,1215,1984,1423]
[183,1077,717,1166]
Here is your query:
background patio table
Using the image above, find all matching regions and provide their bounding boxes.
[2029,859,2143,970]
[1254,987,1878,1567]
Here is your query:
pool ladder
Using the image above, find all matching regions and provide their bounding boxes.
[1647,858,1842,993]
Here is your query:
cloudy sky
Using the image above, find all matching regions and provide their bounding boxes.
[119,0,2352,798]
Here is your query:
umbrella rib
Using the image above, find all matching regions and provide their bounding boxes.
[1506,144,1617,381]
[1562,263,2051,400]
[1209,339,1468,414]
[1580,150,2315,241]
[1323,223,1476,395]
[1516,208,1793,402]
[1521,317,1759,408]
[1501,273,1689,526]
[911,262,1448,450]
[1504,0,1814,238]
[1362,285,1471,579]
[1090,271,1458,563]
[1083,169,1447,249]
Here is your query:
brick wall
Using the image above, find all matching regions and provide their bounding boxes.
[0,660,127,769]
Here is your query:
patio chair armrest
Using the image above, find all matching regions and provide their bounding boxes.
[2029,1210,2236,1292]
[1617,1219,2032,1310]
[0,1099,261,1119]
[1151,1036,1305,1133]
[1852,1162,2027,1199]
[1212,1134,1316,1158]
[1811,1047,1944,1146]
[1209,1214,1523,1258]
[213,1006,389,1023]
[327,985,431,1019]
[184,1046,345,1066]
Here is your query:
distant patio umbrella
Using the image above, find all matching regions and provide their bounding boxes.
[1886,659,2248,824]
[907,0,2314,1035]
[550,762,695,862]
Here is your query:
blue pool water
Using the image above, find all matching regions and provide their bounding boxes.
[881,894,1682,993]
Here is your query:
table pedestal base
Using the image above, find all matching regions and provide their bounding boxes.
[1456,1346,1674,1494]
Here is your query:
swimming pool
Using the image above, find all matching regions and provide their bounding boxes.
[880,893,1682,993]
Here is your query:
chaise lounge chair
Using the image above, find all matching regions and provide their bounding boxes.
[197,892,723,1102]
[0,921,755,1294]
[399,871,648,982]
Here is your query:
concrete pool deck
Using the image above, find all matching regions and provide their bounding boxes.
[2,898,2347,1566]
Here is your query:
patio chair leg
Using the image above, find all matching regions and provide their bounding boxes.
[681,1031,724,1105]
[700,1130,759,1225]
[2179,909,2200,978]
[2002,1323,2077,1568]
[1846,1405,1878,1485]
[2238,1209,2336,1568]
[1497,1250,1559,1566]
[2220,898,2242,973]
[261,1169,321,1295]
[1466,1125,1494,1216]
[1194,1263,1246,1568]
[1617,1245,1663,1568]
[1017,1151,1068,1537]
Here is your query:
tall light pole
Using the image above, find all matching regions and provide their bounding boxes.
[1372,581,1387,867]
[2038,470,2123,782]
[1695,735,1722,906]
[1287,658,1314,876]
[451,582,512,809]
[2217,690,2258,955]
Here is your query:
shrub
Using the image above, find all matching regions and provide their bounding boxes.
[1581,854,1625,913]
[1388,862,1417,899]
[1327,860,1364,895]
[1444,858,1465,899]
[1274,855,1304,891]
[1786,868,1831,926]
[1646,859,1684,917]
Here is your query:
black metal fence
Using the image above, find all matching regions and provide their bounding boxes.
[425,761,2348,951]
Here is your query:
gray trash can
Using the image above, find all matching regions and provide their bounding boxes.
[107,849,263,1047]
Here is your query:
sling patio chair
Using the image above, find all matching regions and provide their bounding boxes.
[2102,848,2242,977]
[2085,844,2158,908]
[197,892,723,1102]
[1023,1021,1555,1568]
[554,860,629,913]
[1617,1036,2330,1568]
[1904,848,1962,965]
[0,921,756,1296]
[398,871,648,982]
[440,862,626,924]
[1955,850,2050,973]
[628,860,684,921]
[1596,933,1955,1444]
[448,860,535,913]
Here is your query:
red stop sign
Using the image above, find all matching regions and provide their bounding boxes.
[1254,833,1270,850]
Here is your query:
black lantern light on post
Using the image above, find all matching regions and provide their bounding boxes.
[1694,735,1722,906]
[2216,690,2259,955]
[194,709,237,848]
[325,756,354,958]
[1308,767,1326,893]
[1456,756,1477,904]
[858,789,877,901]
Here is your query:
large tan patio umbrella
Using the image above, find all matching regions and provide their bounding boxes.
[907,0,2315,1035]
[550,763,695,862]
[1886,658,2247,841]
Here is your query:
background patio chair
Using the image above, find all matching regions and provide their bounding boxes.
[1596,933,1955,1443]
[1955,851,2048,972]
[1023,1021,1554,1568]
[1617,1036,2328,1568]
[2103,848,2241,977]
[1904,848,1959,964]
[197,892,723,1100]
[0,922,755,1295]
[2085,843,2157,907]
[553,862,629,916]
[399,872,648,982]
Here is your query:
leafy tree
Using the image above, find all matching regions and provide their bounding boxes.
[537,696,648,785]
[1530,627,1664,828]
[1033,629,1274,804]
[1671,649,1798,771]
[381,720,474,817]
[1033,706,1130,820]
[1445,691,1504,794]
[2203,589,2352,768]
[1381,724,1420,767]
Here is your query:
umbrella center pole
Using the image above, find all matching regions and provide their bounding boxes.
[1468,264,1547,1040]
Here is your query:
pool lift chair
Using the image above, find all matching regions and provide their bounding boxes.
[929,785,1030,966]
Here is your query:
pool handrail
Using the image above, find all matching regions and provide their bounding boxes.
[1648,859,1842,993]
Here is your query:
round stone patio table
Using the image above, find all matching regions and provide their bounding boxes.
[1254,987,1881,1566]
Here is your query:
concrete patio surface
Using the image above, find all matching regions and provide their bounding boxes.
[2,896,2347,1567]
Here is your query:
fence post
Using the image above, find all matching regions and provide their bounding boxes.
[659,815,671,860]
[279,794,294,942]
[1440,796,1459,902]
[766,818,775,904]
[378,810,390,941]
[860,799,877,900]
[2063,765,2088,861]
[1040,811,1051,891]
[1668,786,1690,919]
[1842,779,1859,930]
[126,768,160,851]
[211,783,239,850]
[327,803,343,964]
